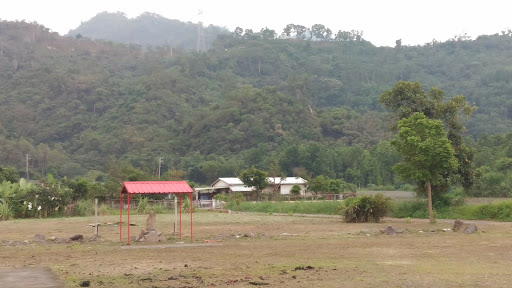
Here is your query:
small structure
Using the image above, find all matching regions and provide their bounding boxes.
[212,178,255,193]
[119,181,194,245]
[194,177,255,201]
[264,177,308,196]
[196,177,308,202]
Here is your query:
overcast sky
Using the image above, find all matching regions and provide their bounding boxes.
[1,0,510,47]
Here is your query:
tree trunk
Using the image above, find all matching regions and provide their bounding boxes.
[427,181,434,223]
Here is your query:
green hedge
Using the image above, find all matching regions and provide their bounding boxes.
[230,201,341,215]
[391,199,512,221]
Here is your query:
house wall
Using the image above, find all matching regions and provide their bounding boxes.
[280,184,307,195]
[212,180,229,188]
[263,184,279,194]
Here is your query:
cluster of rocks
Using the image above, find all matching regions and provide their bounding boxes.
[132,211,167,243]
[0,233,100,246]
[359,219,478,236]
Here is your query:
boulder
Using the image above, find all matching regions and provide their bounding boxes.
[453,219,464,232]
[463,223,478,234]
[34,234,45,242]
[69,234,84,241]
[380,225,397,235]
[144,230,165,243]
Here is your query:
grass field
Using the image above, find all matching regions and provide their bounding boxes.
[1,212,512,287]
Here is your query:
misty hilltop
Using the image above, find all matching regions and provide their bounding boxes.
[67,11,228,50]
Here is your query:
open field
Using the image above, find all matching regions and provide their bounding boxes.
[1,212,512,287]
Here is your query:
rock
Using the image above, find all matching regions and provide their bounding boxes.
[146,211,156,231]
[34,234,45,242]
[137,229,149,241]
[463,223,478,234]
[145,230,165,243]
[69,234,84,241]
[23,240,29,244]
[79,280,90,287]
[380,225,397,235]
[453,219,464,232]
[48,236,56,241]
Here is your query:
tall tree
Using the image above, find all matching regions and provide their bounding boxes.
[379,81,477,191]
[391,113,458,223]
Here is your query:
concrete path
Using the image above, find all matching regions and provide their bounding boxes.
[0,267,63,288]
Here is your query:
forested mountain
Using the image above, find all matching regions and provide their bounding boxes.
[1,20,512,189]
[67,12,228,50]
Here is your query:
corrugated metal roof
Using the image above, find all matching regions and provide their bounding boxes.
[216,178,245,185]
[120,181,193,194]
[267,177,307,185]
[230,186,255,192]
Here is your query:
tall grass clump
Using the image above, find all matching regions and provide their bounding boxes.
[340,194,391,223]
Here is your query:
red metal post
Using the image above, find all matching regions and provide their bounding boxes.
[119,193,123,242]
[179,193,182,240]
[127,194,131,245]
[190,192,193,242]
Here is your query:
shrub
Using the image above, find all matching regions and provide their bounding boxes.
[98,203,117,215]
[291,185,301,196]
[148,203,166,214]
[137,197,149,215]
[475,201,512,221]
[391,199,428,218]
[433,188,466,209]
[0,200,13,220]
[72,199,93,217]
[224,192,245,212]
[340,194,391,223]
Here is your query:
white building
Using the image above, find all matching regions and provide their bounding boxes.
[264,177,308,196]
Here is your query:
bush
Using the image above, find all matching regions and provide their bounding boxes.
[340,194,391,223]
[137,197,149,215]
[0,200,13,220]
[72,199,93,217]
[98,203,117,215]
[223,192,245,211]
[433,188,466,209]
[474,201,512,221]
[391,199,428,218]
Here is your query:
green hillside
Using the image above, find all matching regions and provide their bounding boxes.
[1,20,512,191]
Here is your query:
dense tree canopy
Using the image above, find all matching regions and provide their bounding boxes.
[392,113,458,222]
[1,20,512,197]
[380,82,477,190]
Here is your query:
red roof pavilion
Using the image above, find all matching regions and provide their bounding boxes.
[119,181,194,245]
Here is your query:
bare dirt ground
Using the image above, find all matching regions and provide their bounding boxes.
[1,212,512,287]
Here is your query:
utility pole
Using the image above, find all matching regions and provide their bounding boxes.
[26,154,30,183]
[158,157,163,179]
[196,9,205,52]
